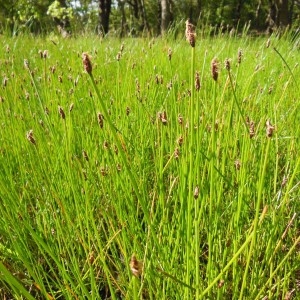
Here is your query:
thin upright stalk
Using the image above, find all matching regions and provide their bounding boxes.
[186,45,195,299]
[240,138,271,298]
[207,79,217,285]
[227,69,247,129]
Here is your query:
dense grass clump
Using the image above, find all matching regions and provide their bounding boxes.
[0,31,299,299]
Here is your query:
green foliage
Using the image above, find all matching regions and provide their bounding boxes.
[0,0,300,36]
[47,0,74,21]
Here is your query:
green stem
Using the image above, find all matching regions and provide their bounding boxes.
[227,70,247,129]
[273,47,299,92]
[199,223,257,298]
[254,233,300,300]
[207,80,217,285]
[186,45,195,298]
[240,138,271,299]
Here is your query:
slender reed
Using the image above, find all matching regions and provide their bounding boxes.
[240,138,271,298]
[185,19,196,298]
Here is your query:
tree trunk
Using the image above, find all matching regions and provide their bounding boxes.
[267,0,290,32]
[127,0,149,33]
[139,0,150,32]
[289,0,295,25]
[275,0,289,26]
[99,0,112,34]
[267,0,277,32]
[118,0,128,37]
[233,0,243,27]
[161,0,171,35]
[188,0,202,24]
[157,0,162,35]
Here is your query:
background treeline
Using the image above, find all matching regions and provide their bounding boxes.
[0,0,299,36]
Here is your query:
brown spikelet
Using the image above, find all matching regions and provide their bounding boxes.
[24,59,29,69]
[69,103,74,112]
[194,186,199,199]
[58,106,65,119]
[116,163,122,171]
[113,144,118,155]
[100,167,108,176]
[249,121,255,138]
[211,58,219,81]
[50,66,56,74]
[103,140,109,149]
[218,279,225,288]
[237,49,242,64]
[97,112,104,128]
[178,114,184,126]
[185,19,196,47]
[177,135,184,146]
[26,130,36,145]
[88,251,95,265]
[284,289,295,300]
[225,58,231,71]
[130,254,143,277]
[234,159,241,170]
[168,47,172,60]
[82,52,92,74]
[266,119,275,137]
[120,43,125,53]
[281,176,288,188]
[159,111,168,125]
[82,150,89,161]
[43,50,48,59]
[195,71,200,91]
[116,52,121,61]
[3,77,8,87]
[167,81,172,90]
[174,147,180,159]
[155,74,159,84]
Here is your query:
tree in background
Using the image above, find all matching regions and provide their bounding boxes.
[47,0,73,32]
[0,0,52,34]
[98,0,111,34]
[0,0,299,36]
[160,0,173,35]
[275,0,290,26]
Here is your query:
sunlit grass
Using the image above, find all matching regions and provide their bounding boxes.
[0,31,299,299]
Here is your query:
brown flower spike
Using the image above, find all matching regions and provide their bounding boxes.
[211,58,219,81]
[58,106,65,119]
[130,254,143,277]
[237,49,242,64]
[185,19,196,47]
[97,112,104,128]
[82,52,92,74]
[26,130,36,145]
[195,71,200,91]
[168,47,172,60]
[266,119,275,137]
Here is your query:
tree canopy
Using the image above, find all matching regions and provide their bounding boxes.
[0,0,299,36]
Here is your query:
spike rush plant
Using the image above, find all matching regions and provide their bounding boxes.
[0,22,299,300]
